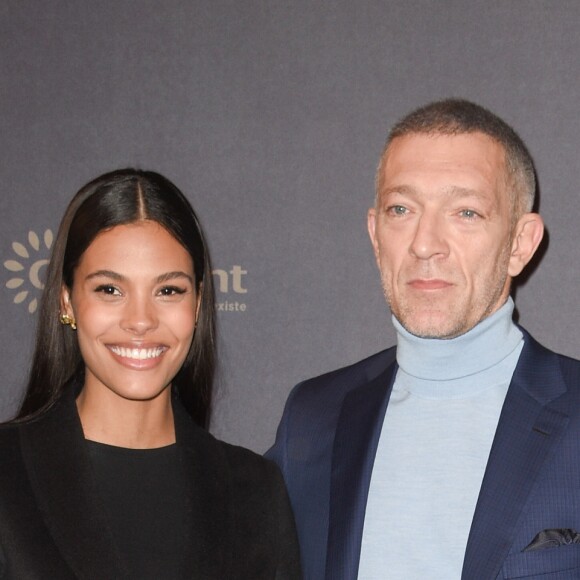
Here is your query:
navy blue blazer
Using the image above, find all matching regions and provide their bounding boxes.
[267,330,580,579]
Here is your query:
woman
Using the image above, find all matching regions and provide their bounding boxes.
[0,169,301,579]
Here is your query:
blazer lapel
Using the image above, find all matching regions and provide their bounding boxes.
[462,334,570,580]
[20,389,129,579]
[173,401,234,579]
[326,352,397,580]
[20,390,235,579]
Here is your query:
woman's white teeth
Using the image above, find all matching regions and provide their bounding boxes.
[110,346,164,359]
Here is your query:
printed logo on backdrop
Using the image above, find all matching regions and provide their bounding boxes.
[3,230,53,313]
[213,266,248,313]
[3,227,248,315]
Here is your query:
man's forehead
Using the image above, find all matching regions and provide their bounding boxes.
[377,132,513,213]
[385,131,506,161]
[381,183,496,202]
[380,132,507,184]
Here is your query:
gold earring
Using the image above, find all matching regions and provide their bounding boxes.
[60,313,77,330]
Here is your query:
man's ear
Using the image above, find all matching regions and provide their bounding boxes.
[508,213,545,277]
[367,207,380,265]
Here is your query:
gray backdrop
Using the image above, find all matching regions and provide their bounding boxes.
[1,1,579,452]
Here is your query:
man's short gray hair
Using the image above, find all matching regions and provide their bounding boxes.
[376,99,536,218]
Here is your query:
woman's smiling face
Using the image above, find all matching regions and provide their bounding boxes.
[61,220,199,406]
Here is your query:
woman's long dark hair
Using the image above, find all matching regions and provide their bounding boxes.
[16,169,216,428]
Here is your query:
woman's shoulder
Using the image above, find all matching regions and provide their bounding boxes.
[0,420,30,488]
[0,425,18,473]
[199,427,283,485]
[175,401,282,482]
[181,427,301,577]
[0,419,22,448]
[221,438,281,477]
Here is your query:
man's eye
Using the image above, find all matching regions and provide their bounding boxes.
[388,205,408,216]
[459,209,480,219]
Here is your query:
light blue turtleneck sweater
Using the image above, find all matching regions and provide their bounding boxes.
[358,298,523,580]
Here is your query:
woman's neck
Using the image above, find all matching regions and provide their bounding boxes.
[76,386,175,449]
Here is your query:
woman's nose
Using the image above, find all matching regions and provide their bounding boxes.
[120,295,158,334]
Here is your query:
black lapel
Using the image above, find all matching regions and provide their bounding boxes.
[325,352,397,580]
[19,389,129,579]
[462,334,570,580]
[173,401,235,579]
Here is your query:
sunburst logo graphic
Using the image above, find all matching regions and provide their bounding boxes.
[4,230,53,314]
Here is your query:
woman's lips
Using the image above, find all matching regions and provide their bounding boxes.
[106,344,168,369]
[108,345,166,360]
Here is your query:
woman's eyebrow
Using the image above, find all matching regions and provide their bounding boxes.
[84,270,194,284]
[156,271,194,284]
[85,270,124,281]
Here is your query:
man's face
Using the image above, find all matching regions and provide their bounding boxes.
[368,132,520,339]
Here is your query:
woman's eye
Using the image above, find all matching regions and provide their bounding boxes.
[159,286,186,297]
[95,285,121,296]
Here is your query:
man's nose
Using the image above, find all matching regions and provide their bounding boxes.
[409,213,449,260]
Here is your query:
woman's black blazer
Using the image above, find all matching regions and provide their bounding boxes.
[0,389,301,579]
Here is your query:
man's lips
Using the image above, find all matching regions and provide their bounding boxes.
[408,279,453,290]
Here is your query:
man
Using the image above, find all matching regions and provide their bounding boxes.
[267,99,580,579]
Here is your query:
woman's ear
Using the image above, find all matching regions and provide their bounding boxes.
[60,284,74,318]
[195,283,203,325]
[508,213,545,277]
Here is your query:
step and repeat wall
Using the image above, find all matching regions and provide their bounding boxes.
[1,1,579,452]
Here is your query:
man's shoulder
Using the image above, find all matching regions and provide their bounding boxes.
[521,328,580,373]
[299,346,396,386]
[518,328,580,408]
[266,347,397,471]
[550,347,580,390]
[286,346,397,413]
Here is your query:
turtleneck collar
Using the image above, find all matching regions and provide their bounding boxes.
[394,297,522,381]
